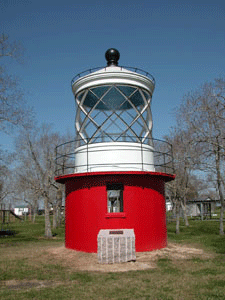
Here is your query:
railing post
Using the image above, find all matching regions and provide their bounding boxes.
[62,155,65,175]
[171,143,174,173]
[164,152,166,173]
[140,138,143,171]
[87,140,89,172]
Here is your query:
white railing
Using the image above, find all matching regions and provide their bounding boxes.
[55,137,174,176]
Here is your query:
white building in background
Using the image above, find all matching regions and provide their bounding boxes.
[166,199,173,211]
[14,205,29,216]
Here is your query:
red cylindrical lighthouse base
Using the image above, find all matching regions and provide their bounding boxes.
[55,171,175,253]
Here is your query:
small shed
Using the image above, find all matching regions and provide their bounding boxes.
[186,203,200,217]
[186,198,219,219]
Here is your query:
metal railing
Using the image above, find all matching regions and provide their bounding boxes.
[55,137,174,177]
[71,66,155,86]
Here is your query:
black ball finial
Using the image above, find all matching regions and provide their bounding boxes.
[105,48,120,66]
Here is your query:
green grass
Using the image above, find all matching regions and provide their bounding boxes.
[0,217,225,299]
[0,216,64,245]
[167,219,225,253]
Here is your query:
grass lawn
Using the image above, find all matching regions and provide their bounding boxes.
[0,217,225,300]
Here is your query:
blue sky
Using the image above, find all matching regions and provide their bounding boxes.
[1,0,225,150]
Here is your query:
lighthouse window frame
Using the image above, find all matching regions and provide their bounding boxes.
[107,184,124,213]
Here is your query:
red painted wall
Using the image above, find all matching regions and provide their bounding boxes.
[56,172,175,253]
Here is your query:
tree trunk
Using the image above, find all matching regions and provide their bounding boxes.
[172,199,176,220]
[44,196,52,238]
[32,204,38,223]
[32,210,36,223]
[176,200,180,234]
[56,204,62,227]
[181,198,189,226]
[56,189,63,227]
[29,206,32,221]
[215,145,224,235]
[219,202,224,235]
[52,204,57,229]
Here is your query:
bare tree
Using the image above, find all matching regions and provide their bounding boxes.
[176,79,225,235]
[0,34,33,133]
[0,149,15,206]
[0,34,24,60]
[165,129,194,232]
[13,181,40,223]
[0,164,11,204]
[52,188,64,229]
[15,124,65,237]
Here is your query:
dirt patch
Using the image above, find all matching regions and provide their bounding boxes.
[136,242,212,262]
[46,242,213,273]
[1,279,63,290]
[0,243,214,292]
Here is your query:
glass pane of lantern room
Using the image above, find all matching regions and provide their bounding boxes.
[100,87,126,110]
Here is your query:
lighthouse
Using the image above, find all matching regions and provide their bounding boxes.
[55,49,175,255]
